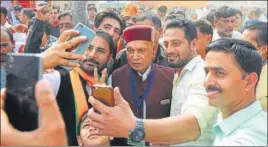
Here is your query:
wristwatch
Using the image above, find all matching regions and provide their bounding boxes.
[128,119,146,142]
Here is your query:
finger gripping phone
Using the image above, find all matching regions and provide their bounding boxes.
[5,53,43,131]
[91,85,115,107]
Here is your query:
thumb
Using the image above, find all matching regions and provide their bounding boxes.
[35,80,64,128]
[113,87,127,105]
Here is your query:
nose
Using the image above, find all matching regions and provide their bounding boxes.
[89,126,97,132]
[88,48,97,58]
[204,72,214,88]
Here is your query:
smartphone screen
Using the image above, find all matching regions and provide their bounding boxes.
[92,86,115,107]
[63,22,96,71]
[5,53,43,131]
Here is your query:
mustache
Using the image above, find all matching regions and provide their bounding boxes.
[83,58,100,65]
[206,85,222,93]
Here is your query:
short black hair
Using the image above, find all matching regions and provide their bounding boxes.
[13,5,22,12]
[0,6,8,17]
[1,26,13,42]
[235,9,243,18]
[206,38,262,85]
[158,5,167,14]
[94,9,125,35]
[206,12,215,27]
[95,30,116,58]
[87,3,97,12]
[165,19,197,43]
[195,19,213,41]
[136,11,162,29]
[22,8,35,20]
[51,5,60,13]
[58,12,72,20]
[214,5,237,19]
[244,22,267,46]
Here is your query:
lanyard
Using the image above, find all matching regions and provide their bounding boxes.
[129,66,155,113]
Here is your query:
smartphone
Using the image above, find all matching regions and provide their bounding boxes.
[63,22,96,70]
[92,85,115,107]
[5,53,43,131]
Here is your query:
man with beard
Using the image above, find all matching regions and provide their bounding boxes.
[87,19,218,146]
[212,6,243,41]
[0,27,14,89]
[43,30,116,145]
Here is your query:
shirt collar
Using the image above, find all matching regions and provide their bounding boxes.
[214,100,263,136]
[137,65,152,81]
[182,55,203,73]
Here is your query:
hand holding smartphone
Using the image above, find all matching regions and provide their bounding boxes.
[92,85,115,107]
[63,22,96,71]
[5,53,43,131]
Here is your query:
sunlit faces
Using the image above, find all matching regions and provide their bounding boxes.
[126,40,155,73]
[97,17,121,44]
[79,36,111,75]
[204,51,249,110]
[196,30,212,58]
[215,16,236,37]
[163,28,196,68]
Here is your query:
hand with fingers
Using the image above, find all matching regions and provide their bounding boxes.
[11,24,28,33]
[41,29,87,70]
[93,67,108,86]
[87,87,136,138]
[36,5,50,22]
[0,80,67,146]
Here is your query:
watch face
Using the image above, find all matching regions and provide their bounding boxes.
[131,128,145,142]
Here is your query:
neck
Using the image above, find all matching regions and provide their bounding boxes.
[220,95,256,119]
[1,20,6,25]
[175,68,184,75]
[217,30,231,38]
[89,16,94,21]
[137,65,151,74]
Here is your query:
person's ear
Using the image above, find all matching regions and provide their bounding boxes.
[190,38,198,54]
[214,19,218,27]
[206,34,212,44]
[77,136,83,146]
[243,73,258,92]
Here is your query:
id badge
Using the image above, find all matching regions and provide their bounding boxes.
[127,139,145,146]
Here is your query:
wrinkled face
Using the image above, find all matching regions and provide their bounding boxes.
[235,13,242,28]
[0,31,14,66]
[78,118,110,146]
[122,14,137,28]
[215,16,236,37]
[126,40,155,73]
[98,17,121,44]
[80,36,111,75]
[204,51,250,110]
[196,30,212,58]
[163,28,195,68]
[59,15,73,34]
[50,9,58,22]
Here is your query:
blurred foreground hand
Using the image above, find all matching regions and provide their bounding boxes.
[0,80,67,146]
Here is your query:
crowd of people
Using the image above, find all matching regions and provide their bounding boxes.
[0,1,267,146]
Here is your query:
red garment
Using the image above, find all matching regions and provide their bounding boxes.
[18,44,25,53]
[50,20,59,27]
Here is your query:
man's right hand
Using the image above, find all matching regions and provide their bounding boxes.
[36,5,50,22]
[0,80,67,146]
[41,29,87,70]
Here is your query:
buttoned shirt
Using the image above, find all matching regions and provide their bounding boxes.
[171,55,218,146]
[256,62,267,111]
[213,100,267,146]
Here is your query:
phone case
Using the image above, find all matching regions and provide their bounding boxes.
[92,86,115,107]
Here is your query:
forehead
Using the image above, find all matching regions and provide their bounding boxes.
[100,17,121,30]
[59,15,72,23]
[90,36,109,49]
[126,40,152,49]
[51,9,58,13]
[164,28,186,42]
[220,16,236,21]
[205,51,242,73]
